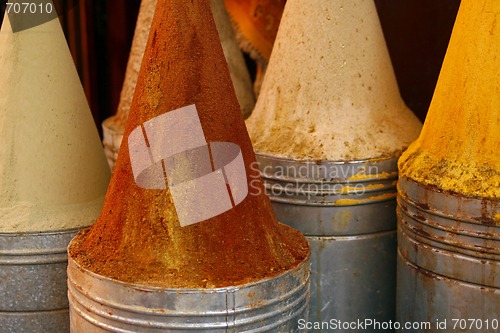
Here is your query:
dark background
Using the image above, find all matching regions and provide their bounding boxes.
[1,0,461,135]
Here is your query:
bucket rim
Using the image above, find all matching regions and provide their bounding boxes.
[67,237,311,293]
[256,153,399,184]
[0,226,84,237]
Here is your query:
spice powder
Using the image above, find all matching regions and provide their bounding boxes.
[69,0,309,289]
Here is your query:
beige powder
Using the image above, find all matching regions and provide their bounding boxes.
[0,13,110,232]
[246,0,422,161]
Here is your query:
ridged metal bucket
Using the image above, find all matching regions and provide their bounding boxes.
[0,228,81,333]
[67,241,310,332]
[256,154,399,330]
[397,177,500,332]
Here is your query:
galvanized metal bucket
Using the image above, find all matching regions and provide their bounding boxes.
[67,240,310,332]
[397,177,500,332]
[256,154,399,329]
[0,228,81,333]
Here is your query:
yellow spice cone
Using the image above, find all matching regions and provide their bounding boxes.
[399,0,500,199]
[0,11,111,232]
[246,0,422,161]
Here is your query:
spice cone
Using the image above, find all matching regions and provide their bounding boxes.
[224,0,285,96]
[246,0,422,161]
[102,0,157,168]
[112,0,158,129]
[71,0,308,289]
[103,0,255,168]
[210,0,255,119]
[0,9,110,233]
[224,0,284,63]
[399,0,499,200]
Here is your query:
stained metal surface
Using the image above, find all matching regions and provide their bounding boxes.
[0,228,81,333]
[68,248,310,332]
[397,177,500,332]
[257,154,399,330]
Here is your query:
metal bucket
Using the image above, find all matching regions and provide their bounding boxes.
[397,177,500,332]
[256,154,399,330]
[0,228,81,333]
[102,118,123,170]
[67,239,310,332]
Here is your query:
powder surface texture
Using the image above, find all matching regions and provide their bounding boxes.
[399,0,500,199]
[70,0,308,289]
[245,0,422,162]
[0,12,110,232]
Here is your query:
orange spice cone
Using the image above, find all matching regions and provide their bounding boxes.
[224,0,286,96]
[224,0,284,63]
[70,0,308,289]
[396,0,499,324]
[103,0,255,169]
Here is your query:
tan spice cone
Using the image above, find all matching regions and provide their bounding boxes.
[102,0,157,168]
[399,0,500,200]
[113,0,158,128]
[103,0,255,168]
[70,0,308,289]
[0,12,111,232]
[246,0,422,161]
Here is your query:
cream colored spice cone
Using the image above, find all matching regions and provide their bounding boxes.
[0,12,111,233]
[399,0,500,199]
[103,0,255,169]
[246,0,422,161]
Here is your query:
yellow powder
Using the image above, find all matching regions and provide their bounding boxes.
[348,171,398,182]
[399,0,500,199]
[335,193,397,206]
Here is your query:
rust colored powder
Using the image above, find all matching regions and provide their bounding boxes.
[69,0,308,288]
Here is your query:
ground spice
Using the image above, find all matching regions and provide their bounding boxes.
[399,0,499,199]
[224,0,285,63]
[245,0,422,162]
[107,0,254,135]
[0,12,110,233]
[70,0,308,289]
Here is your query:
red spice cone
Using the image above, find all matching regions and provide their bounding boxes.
[70,0,308,288]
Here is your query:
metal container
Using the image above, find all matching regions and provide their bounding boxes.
[397,176,500,332]
[67,241,310,332]
[0,228,81,333]
[256,154,399,330]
